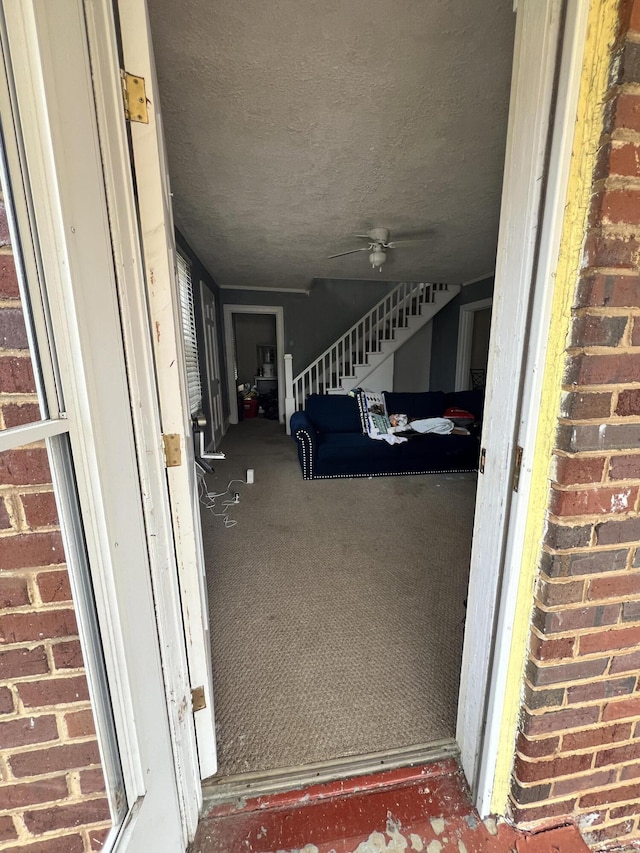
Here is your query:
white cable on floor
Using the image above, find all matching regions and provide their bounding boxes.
[197,474,248,528]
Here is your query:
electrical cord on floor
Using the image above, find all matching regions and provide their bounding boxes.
[197,473,248,528]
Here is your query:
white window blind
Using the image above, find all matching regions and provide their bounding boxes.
[176,253,203,415]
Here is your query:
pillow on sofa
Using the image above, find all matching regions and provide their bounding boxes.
[384,391,445,421]
[305,394,363,433]
[444,390,484,420]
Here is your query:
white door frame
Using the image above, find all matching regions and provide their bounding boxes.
[454,298,493,391]
[458,0,590,813]
[223,304,285,425]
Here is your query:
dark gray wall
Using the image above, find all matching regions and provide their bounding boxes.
[393,321,432,392]
[429,277,494,391]
[220,278,395,375]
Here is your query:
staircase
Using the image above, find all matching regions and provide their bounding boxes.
[284,280,460,432]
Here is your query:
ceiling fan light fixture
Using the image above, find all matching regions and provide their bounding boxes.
[369,248,386,270]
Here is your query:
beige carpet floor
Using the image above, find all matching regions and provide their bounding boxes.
[200,418,477,778]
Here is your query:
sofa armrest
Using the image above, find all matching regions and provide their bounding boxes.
[290,411,317,479]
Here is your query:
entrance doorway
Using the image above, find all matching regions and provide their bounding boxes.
[113,0,587,829]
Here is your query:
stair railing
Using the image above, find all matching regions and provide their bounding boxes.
[284,281,447,431]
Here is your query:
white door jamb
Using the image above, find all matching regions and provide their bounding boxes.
[454,298,493,391]
[223,304,285,425]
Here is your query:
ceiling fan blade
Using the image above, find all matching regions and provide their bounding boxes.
[355,234,373,239]
[328,247,370,259]
[386,239,430,248]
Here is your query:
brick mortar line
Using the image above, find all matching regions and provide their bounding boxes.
[512,785,640,813]
[0,524,62,538]
[612,127,640,143]
[522,692,639,714]
[537,566,639,586]
[588,225,640,242]
[557,418,640,427]
[0,298,22,308]
[0,818,112,852]
[540,543,639,556]
[0,602,77,619]
[547,510,640,524]
[81,827,113,853]
[550,481,640,492]
[523,655,640,684]
[2,736,99,767]
[520,752,640,776]
[618,80,640,96]
[560,384,640,394]
[0,706,92,727]
[564,345,640,355]
[5,701,93,723]
[605,174,640,190]
[0,792,109,822]
[0,670,89,689]
[0,438,46,450]
[516,738,640,761]
[571,307,640,316]
[0,401,40,416]
[0,487,56,497]
[535,580,635,597]
[524,693,640,714]
[9,681,90,700]
[534,597,638,614]
[0,349,33,358]
[0,568,69,582]
[537,572,591,585]
[583,264,640,275]
[5,791,108,815]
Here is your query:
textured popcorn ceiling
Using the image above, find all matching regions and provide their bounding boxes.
[147,1,515,291]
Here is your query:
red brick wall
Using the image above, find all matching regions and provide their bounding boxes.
[510,1,640,848]
[0,190,111,850]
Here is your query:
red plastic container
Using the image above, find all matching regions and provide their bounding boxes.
[243,398,259,418]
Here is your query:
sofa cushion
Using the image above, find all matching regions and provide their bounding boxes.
[305,394,362,433]
[384,391,445,420]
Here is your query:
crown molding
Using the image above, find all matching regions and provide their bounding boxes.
[218,284,310,295]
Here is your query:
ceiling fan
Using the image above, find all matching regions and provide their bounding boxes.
[328,227,429,272]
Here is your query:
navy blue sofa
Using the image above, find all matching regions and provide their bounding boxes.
[290,390,482,480]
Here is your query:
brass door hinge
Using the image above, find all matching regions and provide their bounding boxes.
[512,445,524,492]
[120,70,149,123]
[162,433,181,467]
[479,447,486,474]
[191,686,206,712]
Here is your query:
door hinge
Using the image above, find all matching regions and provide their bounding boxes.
[162,433,181,467]
[120,70,149,124]
[479,447,486,474]
[512,445,524,492]
[191,685,206,712]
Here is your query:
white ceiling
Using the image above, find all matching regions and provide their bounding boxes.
[147,1,516,291]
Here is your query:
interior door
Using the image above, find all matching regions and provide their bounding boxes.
[200,282,224,449]
[0,0,189,848]
[110,0,219,782]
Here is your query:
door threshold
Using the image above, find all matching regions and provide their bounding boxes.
[202,738,459,809]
